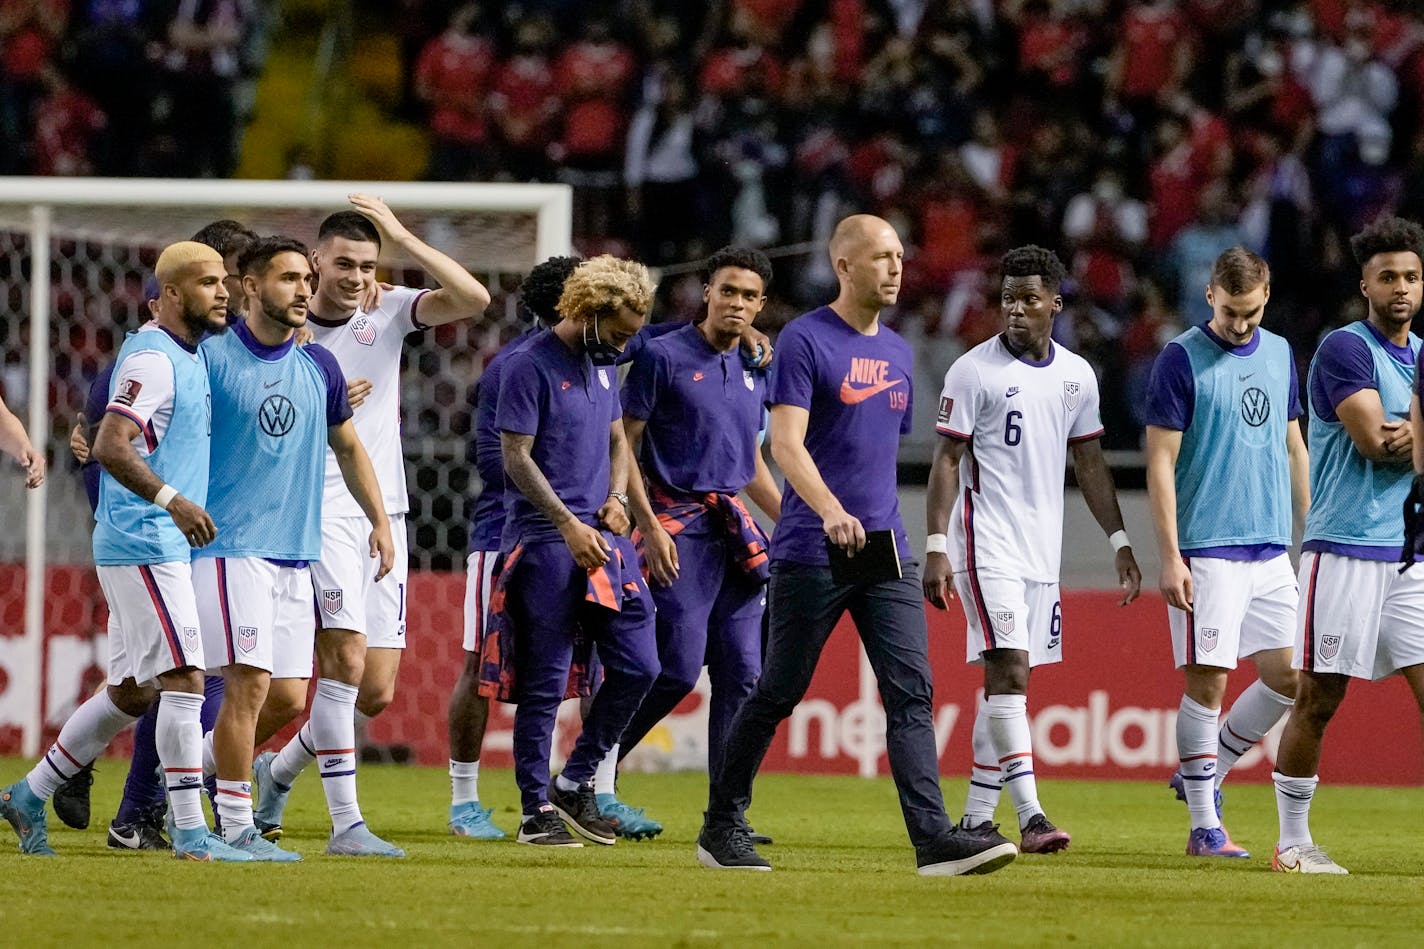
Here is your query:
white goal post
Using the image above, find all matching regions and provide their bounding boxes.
[0,177,572,757]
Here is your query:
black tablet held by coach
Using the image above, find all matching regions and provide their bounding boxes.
[825,530,903,585]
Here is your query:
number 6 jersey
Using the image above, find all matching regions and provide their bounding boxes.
[936,335,1103,582]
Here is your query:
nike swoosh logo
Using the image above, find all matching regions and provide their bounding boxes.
[110,827,141,847]
[1238,374,1254,381]
[839,376,903,404]
[264,381,280,389]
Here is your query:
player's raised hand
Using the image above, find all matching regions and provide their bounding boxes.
[642,523,680,587]
[167,496,217,548]
[922,552,956,610]
[348,193,412,244]
[346,377,373,409]
[70,414,89,464]
[1117,547,1143,606]
[293,324,316,347]
[562,520,612,569]
[358,281,394,312]
[823,507,866,554]
[740,326,774,369]
[1158,556,1192,611]
[368,519,395,581]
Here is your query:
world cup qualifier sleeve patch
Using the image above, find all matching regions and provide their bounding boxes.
[114,379,142,407]
[937,397,954,426]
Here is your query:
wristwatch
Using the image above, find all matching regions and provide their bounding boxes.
[608,491,630,510]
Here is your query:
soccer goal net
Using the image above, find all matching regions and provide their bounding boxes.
[0,177,571,757]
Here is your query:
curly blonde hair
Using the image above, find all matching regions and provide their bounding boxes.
[555,254,654,322]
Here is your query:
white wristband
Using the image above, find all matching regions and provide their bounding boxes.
[926,533,948,555]
[1109,530,1131,552]
[154,484,178,510]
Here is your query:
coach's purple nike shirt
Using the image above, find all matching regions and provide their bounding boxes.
[767,306,913,566]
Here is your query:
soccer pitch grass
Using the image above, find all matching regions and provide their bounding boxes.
[1,761,1421,948]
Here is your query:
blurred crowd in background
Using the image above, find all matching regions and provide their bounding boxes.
[5,0,1424,453]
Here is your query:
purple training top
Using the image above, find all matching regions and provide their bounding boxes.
[468,327,542,552]
[621,323,767,494]
[767,306,913,566]
[496,330,621,549]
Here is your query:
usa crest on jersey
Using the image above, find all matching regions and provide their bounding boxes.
[351,315,376,346]
[1063,381,1081,410]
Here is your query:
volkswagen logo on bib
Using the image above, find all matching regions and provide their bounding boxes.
[259,394,296,437]
[1241,387,1270,427]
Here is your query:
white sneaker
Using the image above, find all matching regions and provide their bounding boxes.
[1272,843,1349,874]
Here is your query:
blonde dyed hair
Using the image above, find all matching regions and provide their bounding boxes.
[555,255,654,322]
[155,241,224,286]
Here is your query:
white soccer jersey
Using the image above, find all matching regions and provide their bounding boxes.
[107,325,183,455]
[937,335,1103,582]
[309,285,429,517]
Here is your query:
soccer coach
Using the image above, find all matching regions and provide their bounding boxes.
[696,215,1018,877]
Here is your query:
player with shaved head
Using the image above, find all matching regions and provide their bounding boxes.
[2,242,246,859]
[697,215,1018,877]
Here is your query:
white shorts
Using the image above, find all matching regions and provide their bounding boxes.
[1168,554,1297,669]
[310,514,409,649]
[1297,551,1424,680]
[955,570,1062,667]
[192,556,316,679]
[98,562,204,687]
[462,550,499,653]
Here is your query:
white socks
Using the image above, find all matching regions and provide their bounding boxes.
[986,693,1041,829]
[1218,681,1293,783]
[962,701,1001,826]
[270,721,316,789]
[1176,695,1220,831]
[216,779,254,841]
[450,759,480,806]
[310,678,362,834]
[595,743,619,797]
[28,690,137,800]
[156,691,207,832]
[1273,771,1318,849]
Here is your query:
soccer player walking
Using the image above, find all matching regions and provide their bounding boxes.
[447,254,580,839]
[485,255,659,847]
[194,236,395,859]
[1271,216,1424,875]
[1144,248,1306,859]
[2,242,241,859]
[253,197,489,837]
[925,245,1141,854]
[698,215,1017,876]
[613,247,782,837]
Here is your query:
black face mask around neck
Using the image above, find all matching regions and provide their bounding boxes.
[583,315,622,365]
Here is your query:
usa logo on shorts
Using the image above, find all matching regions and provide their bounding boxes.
[323,589,344,615]
[237,626,257,654]
[182,626,200,653]
[1319,635,1342,661]
[351,315,376,346]
[991,611,1015,636]
[1201,627,1219,652]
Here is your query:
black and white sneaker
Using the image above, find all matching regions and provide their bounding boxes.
[52,762,94,830]
[915,824,1017,876]
[106,810,171,851]
[517,806,583,847]
[548,780,616,845]
[697,820,771,870]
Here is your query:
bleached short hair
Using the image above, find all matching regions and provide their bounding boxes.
[155,241,224,286]
[555,255,654,322]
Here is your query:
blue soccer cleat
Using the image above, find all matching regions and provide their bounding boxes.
[596,792,664,840]
[1169,770,1223,819]
[170,825,256,862]
[228,825,302,862]
[252,751,290,841]
[1,780,56,856]
[449,802,506,839]
[1187,826,1250,859]
[327,821,405,858]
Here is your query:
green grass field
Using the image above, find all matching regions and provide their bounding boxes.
[1,760,1420,947]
